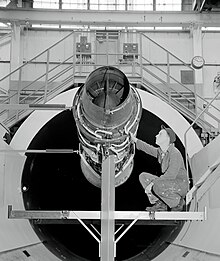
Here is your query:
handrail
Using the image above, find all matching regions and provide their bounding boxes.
[1,29,219,135]
[184,89,220,186]
[0,54,75,107]
[0,32,11,42]
[0,122,10,133]
[18,65,74,104]
[141,33,220,122]
[140,58,197,109]
[140,56,195,98]
[140,55,220,117]
[140,65,216,134]
[2,74,75,127]
[141,74,194,116]
[0,30,75,82]
[141,33,192,70]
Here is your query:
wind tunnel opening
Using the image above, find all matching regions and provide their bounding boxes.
[21,108,187,261]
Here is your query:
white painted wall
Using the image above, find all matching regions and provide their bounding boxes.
[0,29,217,76]
[0,36,11,91]
[1,28,220,120]
[202,32,220,97]
[4,29,216,86]
[22,30,72,60]
[145,31,193,64]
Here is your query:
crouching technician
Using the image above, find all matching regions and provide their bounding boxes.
[131,125,189,212]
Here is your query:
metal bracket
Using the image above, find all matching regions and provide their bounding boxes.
[61,210,70,219]
[149,211,155,220]
[7,205,207,260]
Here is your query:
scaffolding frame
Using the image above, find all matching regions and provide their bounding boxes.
[8,156,207,261]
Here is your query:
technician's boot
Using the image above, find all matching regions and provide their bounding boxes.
[171,198,185,211]
[146,200,168,212]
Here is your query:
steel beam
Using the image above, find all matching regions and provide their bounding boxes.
[32,219,180,226]
[1,8,220,27]
[100,155,115,261]
[0,149,78,154]
[0,103,68,110]
[8,206,206,221]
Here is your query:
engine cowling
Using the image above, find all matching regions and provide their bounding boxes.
[72,66,142,187]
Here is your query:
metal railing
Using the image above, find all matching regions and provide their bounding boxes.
[0,31,11,42]
[0,31,11,96]
[137,54,220,133]
[0,30,77,125]
[139,33,220,133]
[0,30,220,133]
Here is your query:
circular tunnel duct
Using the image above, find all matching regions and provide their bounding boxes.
[6,84,203,261]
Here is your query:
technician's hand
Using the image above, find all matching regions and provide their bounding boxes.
[130,132,137,143]
[145,182,154,194]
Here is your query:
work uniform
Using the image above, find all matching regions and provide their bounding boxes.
[136,139,189,208]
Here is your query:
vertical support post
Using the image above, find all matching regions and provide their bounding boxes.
[167,52,171,104]
[10,22,22,80]
[18,68,22,104]
[95,31,97,70]
[44,49,50,104]
[59,0,62,9]
[193,70,198,117]
[153,0,156,11]
[192,23,203,118]
[106,32,109,66]
[9,22,21,117]
[16,67,22,121]
[132,59,135,77]
[72,32,76,85]
[139,33,143,81]
[79,53,82,75]
[117,32,120,70]
[100,155,115,261]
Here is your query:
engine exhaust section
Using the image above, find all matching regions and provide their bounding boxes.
[72,66,142,187]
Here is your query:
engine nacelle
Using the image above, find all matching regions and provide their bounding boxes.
[72,66,142,187]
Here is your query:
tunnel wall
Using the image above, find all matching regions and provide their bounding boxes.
[0,93,75,257]
[191,134,220,183]
[0,138,41,253]
[171,135,220,258]
[0,87,205,260]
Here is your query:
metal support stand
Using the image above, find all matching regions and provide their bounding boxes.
[8,156,208,260]
[8,206,207,259]
[8,208,206,222]
[100,155,115,261]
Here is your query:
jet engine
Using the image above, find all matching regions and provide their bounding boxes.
[72,66,142,187]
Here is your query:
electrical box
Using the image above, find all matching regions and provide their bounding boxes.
[123,43,138,61]
[181,70,194,84]
[76,36,91,60]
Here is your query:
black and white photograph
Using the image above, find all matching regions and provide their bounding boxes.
[0,0,220,260]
